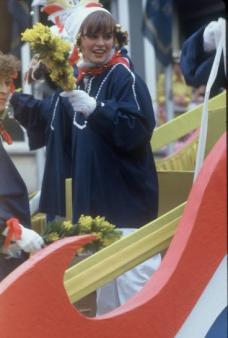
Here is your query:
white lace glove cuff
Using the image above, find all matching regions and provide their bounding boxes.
[61,90,97,118]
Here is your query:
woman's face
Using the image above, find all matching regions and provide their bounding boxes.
[0,77,11,112]
[80,31,114,65]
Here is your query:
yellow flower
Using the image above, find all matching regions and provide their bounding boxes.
[42,214,122,251]
[47,232,60,242]
[21,23,76,91]
[63,221,73,231]
[91,232,102,240]
[78,215,93,233]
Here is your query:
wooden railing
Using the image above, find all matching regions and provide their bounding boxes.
[154,92,226,171]
[152,91,225,152]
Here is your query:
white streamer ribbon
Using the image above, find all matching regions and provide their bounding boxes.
[193,19,226,181]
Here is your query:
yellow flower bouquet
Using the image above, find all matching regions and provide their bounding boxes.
[42,215,122,252]
[21,23,76,91]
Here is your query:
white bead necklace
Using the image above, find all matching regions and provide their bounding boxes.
[50,96,60,131]
[73,111,88,130]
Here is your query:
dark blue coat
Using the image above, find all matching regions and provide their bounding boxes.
[180,26,226,96]
[10,93,73,218]
[0,138,30,231]
[0,136,30,279]
[72,63,158,228]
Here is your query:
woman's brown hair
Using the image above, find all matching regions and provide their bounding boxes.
[0,52,20,79]
[77,11,128,50]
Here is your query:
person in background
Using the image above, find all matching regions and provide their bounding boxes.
[180,17,226,97]
[0,52,44,281]
[188,85,206,110]
[171,54,193,110]
[61,3,161,315]
[157,51,193,124]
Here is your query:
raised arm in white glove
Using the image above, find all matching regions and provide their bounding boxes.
[3,219,44,254]
[61,90,97,119]
[203,18,225,52]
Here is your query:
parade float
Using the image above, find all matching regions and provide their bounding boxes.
[0,88,226,337]
[0,2,227,336]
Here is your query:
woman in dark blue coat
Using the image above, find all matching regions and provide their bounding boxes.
[68,62,158,228]
[61,6,161,315]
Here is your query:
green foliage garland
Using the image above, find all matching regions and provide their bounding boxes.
[42,215,122,252]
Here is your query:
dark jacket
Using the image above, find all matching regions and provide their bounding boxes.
[180,26,226,96]
[0,138,31,248]
[71,63,158,227]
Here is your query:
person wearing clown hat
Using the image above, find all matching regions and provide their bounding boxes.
[60,0,161,316]
[11,1,161,314]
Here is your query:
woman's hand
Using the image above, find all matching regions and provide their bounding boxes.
[25,54,48,83]
[61,90,97,118]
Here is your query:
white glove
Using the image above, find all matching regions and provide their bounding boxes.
[203,18,225,52]
[3,223,44,254]
[16,225,44,253]
[61,90,97,118]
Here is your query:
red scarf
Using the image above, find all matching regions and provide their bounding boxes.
[0,122,13,145]
[3,218,22,249]
[77,51,130,83]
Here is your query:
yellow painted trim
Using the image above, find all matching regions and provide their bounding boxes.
[205,107,226,154]
[155,106,226,171]
[31,213,46,233]
[64,203,186,303]
[152,91,226,151]
[65,178,73,221]
[157,171,193,216]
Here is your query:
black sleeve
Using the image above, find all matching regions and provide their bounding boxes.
[0,141,31,230]
[180,26,225,95]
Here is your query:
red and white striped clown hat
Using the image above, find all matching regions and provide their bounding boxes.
[61,1,111,43]
[31,1,111,44]
[31,0,80,10]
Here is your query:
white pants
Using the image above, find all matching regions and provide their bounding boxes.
[96,228,161,316]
